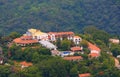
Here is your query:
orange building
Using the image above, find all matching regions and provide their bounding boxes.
[13,35,38,46]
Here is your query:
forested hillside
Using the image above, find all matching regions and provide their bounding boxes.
[0,0,119,35]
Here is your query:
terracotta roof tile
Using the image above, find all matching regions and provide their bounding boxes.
[88,42,101,52]
[20,36,32,39]
[74,36,80,38]
[63,56,83,61]
[79,73,91,77]
[89,53,100,58]
[71,46,82,51]
[13,36,38,44]
[20,61,33,67]
[48,31,74,35]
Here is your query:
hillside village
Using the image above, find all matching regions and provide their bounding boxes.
[0,27,120,77]
[0,0,119,77]
[12,28,101,58]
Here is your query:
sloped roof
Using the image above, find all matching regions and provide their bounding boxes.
[79,73,91,77]
[63,56,83,61]
[13,36,38,44]
[28,28,40,34]
[88,42,101,52]
[28,28,47,36]
[89,53,100,58]
[48,31,74,35]
[74,36,81,38]
[21,36,32,39]
[20,61,33,67]
[71,46,82,51]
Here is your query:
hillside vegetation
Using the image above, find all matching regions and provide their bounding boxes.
[0,0,120,35]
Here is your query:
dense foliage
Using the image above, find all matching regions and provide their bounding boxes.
[0,27,120,77]
[0,0,119,35]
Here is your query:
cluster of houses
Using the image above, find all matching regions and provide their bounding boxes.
[13,28,82,46]
[13,28,82,50]
[12,29,102,68]
[2,28,120,76]
[11,28,102,76]
[12,28,101,59]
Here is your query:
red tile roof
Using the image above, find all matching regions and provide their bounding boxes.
[20,61,33,67]
[63,56,83,61]
[49,31,74,35]
[20,36,32,39]
[74,36,80,38]
[79,73,91,77]
[13,36,38,44]
[88,42,101,52]
[71,46,82,52]
[89,53,100,58]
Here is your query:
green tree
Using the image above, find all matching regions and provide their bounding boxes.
[83,26,110,45]
[60,39,71,51]
[0,66,11,77]
[8,73,18,77]
[56,38,61,49]
[37,58,69,77]
[9,44,23,60]
[110,44,120,57]
[9,32,21,39]
[70,65,78,77]
[32,52,40,63]
[80,39,88,48]
[38,48,51,55]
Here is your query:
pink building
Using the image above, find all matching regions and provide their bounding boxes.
[109,39,119,44]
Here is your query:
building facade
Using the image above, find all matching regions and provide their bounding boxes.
[48,31,74,41]
[73,36,82,45]
[13,35,38,46]
[26,28,49,41]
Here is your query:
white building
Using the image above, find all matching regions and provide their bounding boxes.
[48,32,74,41]
[109,39,120,44]
[73,36,82,45]
[26,28,48,41]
